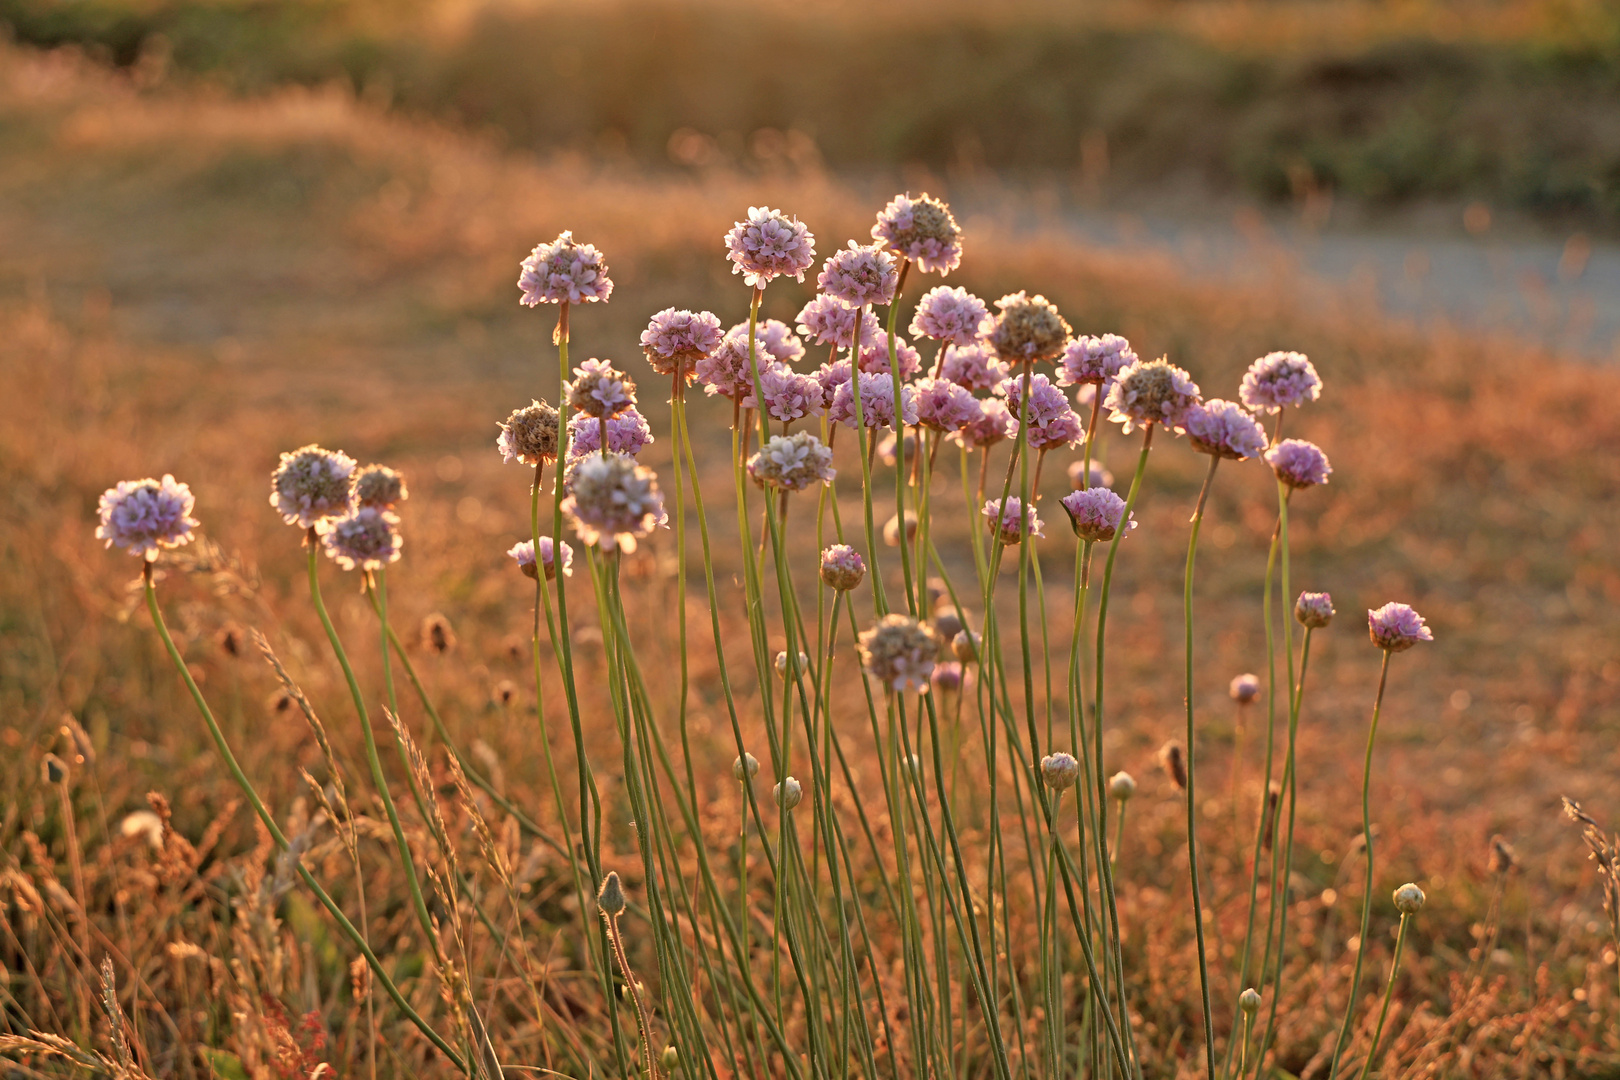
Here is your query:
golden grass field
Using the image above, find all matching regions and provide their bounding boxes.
[3,39,1620,1079]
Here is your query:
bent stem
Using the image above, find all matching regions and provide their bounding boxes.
[1183,453,1221,1080]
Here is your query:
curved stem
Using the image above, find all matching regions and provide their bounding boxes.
[1362,911,1412,1077]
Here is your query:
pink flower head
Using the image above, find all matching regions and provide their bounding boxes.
[744,362,824,424]
[641,308,724,382]
[1006,373,1083,450]
[96,475,199,560]
[1295,591,1335,628]
[913,377,982,432]
[1230,673,1261,703]
[724,207,816,288]
[270,445,357,530]
[858,613,939,694]
[1265,439,1332,489]
[931,661,969,693]
[817,241,899,307]
[758,319,806,366]
[695,325,766,403]
[1184,399,1268,460]
[518,231,612,306]
[1060,334,1137,386]
[569,358,636,418]
[322,506,403,571]
[1060,487,1135,542]
[856,329,922,378]
[354,465,407,509]
[939,343,1009,393]
[567,408,654,459]
[796,294,881,349]
[829,372,918,430]
[1105,358,1202,434]
[813,359,853,410]
[747,432,836,492]
[1367,602,1433,652]
[560,452,667,554]
[951,398,1013,449]
[1241,351,1322,414]
[987,292,1071,363]
[871,192,962,275]
[820,544,866,591]
[508,537,573,580]
[983,496,1044,545]
[909,286,989,345]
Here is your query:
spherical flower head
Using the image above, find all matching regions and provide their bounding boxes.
[518,231,612,306]
[817,241,899,307]
[694,326,758,403]
[813,359,852,410]
[913,377,981,432]
[567,409,654,460]
[561,452,667,554]
[883,511,919,547]
[748,432,836,492]
[951,398,1012,449]
[774,650,809,678]
[774,776,804,811]
[855,330,921,378]
[96,475,199,560]
[909,286,989,345]
[497,401,560,466]
[829,372,918,430]
[353,464,407,509]
[569,358,636,419]
[733,752,760,782]
[987,292,1071,363]
[931,661,967,693]
[757,319,806,366]
[1230,673,1261,704]
[1240,351,1322,414]
[872,192,962,275]
[939,343,1009,393]
[1265,439,1332,489]
[745,363,823,424]
[509,537,573,580]
[858,613,939,694]
[322,506,402,571]
[952,629,980,663]
[1109,771,1137,801]
[641,308,724,382]
[1040,752,1080,790]
[1105,358,1202,434]
[1238,988,1262,1015]
[1185,399,1268,460]
[724,206,816,288]
[1393,883,1426,914]
[270,445,358,529]
[820,544,866,591]
[1060,334,1137,386]
[983,497,1044,546]
[1060,487,1134,542]
[1068,460,1114,491]
[1295,591,1335,629]
[1368,602,1433,652]
[597,871,627,917]
[796,295,880,349]
[1007,373,1084,451]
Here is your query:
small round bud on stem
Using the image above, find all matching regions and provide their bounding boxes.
[1229,673,1260,705]
[661,1045,680,1071]
[952,629,980,663]
[1040,752,1080,790]
[597,871,627,918]
[774,651,809,679]
[1109,771,1137,802]
[774,776,803,811]
[1295,591,1335,629]
[1393,883,1426,915]
[1238,988,1262,1014]
[733,753,760,783]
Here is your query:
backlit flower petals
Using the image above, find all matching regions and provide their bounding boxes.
[518,231,612,306]
[1240,351,1322,414]
[724,207,816,288]
[1367,602,1433,652]
[1265,439,1332,489]
[1184,399,1268,460]
[817,241,899,307]
[97,475,199,560]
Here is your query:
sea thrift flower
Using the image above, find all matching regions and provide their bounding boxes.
[1367,602,1433,652]
[1105,358,1202,434]
[1061,334,1137,386]
[987,292,1071,363]
[1184,399,1268,460]
[758,319,806,365]
[1060,487,1134,542]
[497,401,561,466]
[1266,439,1332,489]
[931,661,967,693]
[1068,460,1114,490]
[983,497,1044,545]
[96,475,199,560]
[567,409,654,459]
[561,452,667,553]
[813,359,853,409]
[747,432,835,492]
[872,192,963,275]
[1109,771,1137,801]
[951,398,1013,449]
[322,507,402,571]
[774,776,804,810]
[508,537,574,580]
[518,231,612,306]
[270,445,357,529]
[745,363,823,424]
[909,286,989,344]
[353,465,407,509]
[817,241,899,307]
[796,295,880,349]
[733,752,760,781]
[855,330,921,378]
[913,377,982,432]
[640,308,724,382]
[1006,373,1084,450]
[1040,752,1080,790]
[939,343,1008,393]
[1240,350,1322,414]
[858,614,939,693]
[820,545,866,591]
[724,206,816,288]
[1230,673,1261,704]
[829,373,918,430]
[1393,883,1426,914]
[1295,591,1335,628]
[569,358,636,418]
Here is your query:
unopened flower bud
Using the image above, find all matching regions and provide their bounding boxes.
[1109,771,1136,801]
[1295,591,1335,629]
[774,776,803,811]
[775,650,809,678]
[952,629,980,663]
[733,753,760,782]
[597,871,627,917]
[1041,752,1080,790]
[1238,988,1262,1014]
[661,1045,680,1071]
[1393,883,1426,915]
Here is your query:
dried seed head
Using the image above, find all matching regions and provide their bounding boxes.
[497,400,561,467]
[42,753,68,785]
[1488,834,1518,875]
[270,446,356,530]
[1041,752,1080,790]
[733,752,760,782]
[1393,882,1426,915]
[597,871,627,917]
[353,464,408,509]
[1159,741,1187,791]
[419,612,456,655]
[1109,771,1137,802]
[987,291,1071,363]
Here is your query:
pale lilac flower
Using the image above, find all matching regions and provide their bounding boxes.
[1105,358,1202,434]
[1295,591,1335,628]
[1068,460,1114,490]
[856,330,921,378]
[561,452,667,553]
[724,206,816,288]
[1060,334,1137,386]
[1367,602,1433,652]
[817,241,899,307]
[569,358,636,418]
[270,445,357,530]
[872,193,962,275]
[950,398,1012,449]
[497,400,561,466]
[913,377,981,432]
[983,496,1044,545]
[1060,487,1135,542]
[931,662,968,693]
[694,326,761,403]
[1006,373,1083,450]
[1240,351,1322,414]
[1040,752,1081,790]
[909,286,989,344]
[745,363,823,424]
[820,545,866,591]
[640,308,724,382]
[829,372,918,430]
[858,613,939,693]
[1184,399,1268,460]
[939,343,1009,393]
[987,292,1071,363]
[747,432,836,492]
[1230,673,1261,704]
[96,475,199,560]
[796,295,880,349]
[1265,439,1332,489]
[813,359,853,410]
[758,319,805,365]
[354,465,407,509]
[322,507,402,571]
[567,409,654,459]
[518,231,612,306]
[508,537,573,580]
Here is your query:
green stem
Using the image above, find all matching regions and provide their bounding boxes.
[1184,453,1221,1080]
[1362,911,1412,1077]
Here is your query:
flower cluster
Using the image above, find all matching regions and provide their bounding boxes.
[987,292,1071,363]
[818,242,899,307]
[561,452,667,553]
[858,614,939,693]
[872,193,963,275]
[354,464,407,509]
[270,445,358,529]
[1006,373,1083,451]
[724,207,816,288]
[950,398,1012,449]
[1184,399,1268,460]
[1105,358,1202,434]
[909,286,989,345]
[1240,351,1322,414]
[797,295,880,349]
[96,475,199,560]
[1295,591,1335,628]
[518,231,612,306]
[322,507,402,571]
[641,308,724,382]
[744,363,823,424]
[820,545,866,591]
[1368,602,1433,651]
[855,330,921,378]
[829,373,918,430]
[497,401,561,466]
[567,409,654,459]
[747,432,836,492]
[508,537,573,580]
[1061,334,1136,386]
[1266,439,1332,489]
[938,344,1008,393]
[1060,487,1134,542]
[569,359,636,419]
[983,496,1044,545]
[913,377,982,432]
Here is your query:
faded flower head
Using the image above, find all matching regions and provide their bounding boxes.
[497,400,561,466]
[1068,460,1114,491]
[724,206,816,288]
[1059,487,1134,542]
[419,612,456,654]
[796,294,880,349]
[748,432,836,492]
[1368,602,1433,652]
[910,286,988,345]
[858,614,939,694]
[569,358,636,418]
[508,537,573,580]
[939,343,1009,393]
[561,452,667,553]
[829,372,918,430]
[1230,673,1261,704]
[1007,373,1083,451]
[354,464,407,509]
[519,231,612,306]
[983,496,1044,546]
[774,776,804,811]
[1105,358,1202,434]
[951,398,1013,449]
[1295,591,1335,628]
[987,292,1071,363]
[1159,740,1187,790]
[1109,771,1137,801]
[270,445,357,530]
[1240,351,1322,414]
[567,409,654,460]
[913,377,982,432]
[322,507,402,571]
[1184,399,1268,460]
[855,330,921,378]
[817,241,899,307]
[872,192,963,275]
[1266,439,1332,489]
[1040,752,1081,790]
[1061,334,1137,386]
[733,752,760,782]
[819,545,866,591]
[1393,883,1426,914]
[641,308,724,381]
[97,475,199,560]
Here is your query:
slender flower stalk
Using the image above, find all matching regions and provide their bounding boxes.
[1363,885,1424,1075]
